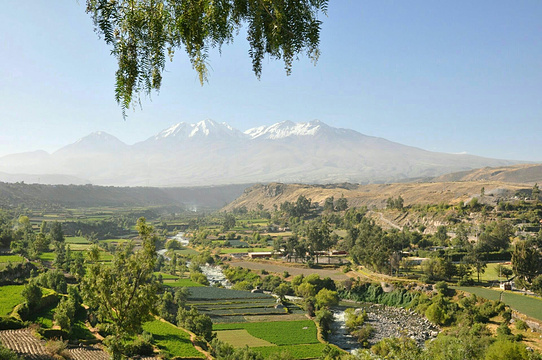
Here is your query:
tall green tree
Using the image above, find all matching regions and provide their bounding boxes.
[86,0,328,116]
[81,217,160,359]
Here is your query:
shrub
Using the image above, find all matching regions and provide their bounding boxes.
[126,333,154,357]
[190,272,209,286]
[484,339,529,360]
[0,345,24,360]
[352,325,374,347]
[497,323,512,336]
[22,281,42,310]
[515,320,529,331]
[44,339,68,358]
[434,281,449,295]
[0,316,25,330]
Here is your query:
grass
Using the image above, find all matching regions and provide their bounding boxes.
[254,343,328,359]
[215,329,275,348]
[455,286,542,321]
[142,320,204,359]
[29,302,56,328]
[0,255,25,264]
[38,252,55,261]
[163,279,204,287]
[213,320,319,346]
[173,248,200,256]
[477,263,513,282]
[220,247,272,254]
[65,236,90,244]
[0,285,25,315]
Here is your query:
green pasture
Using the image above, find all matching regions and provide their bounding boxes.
[142,320,204,359]
[455,286,542,321]
[163,278,204,287]
[38,252,55,261]
[215,329,274,348]
[0,255,25,264]
[213,320,319,346]
[254,343,328,359]
[220,247,272,254]
[477,263,513,282]
[0,285,25,315]
[155,272,180,280]
[65,236,91,244]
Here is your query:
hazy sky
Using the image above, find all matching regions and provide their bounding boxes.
[1,1,541,161]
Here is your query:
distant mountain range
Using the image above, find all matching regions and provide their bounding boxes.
[0,119,524,186]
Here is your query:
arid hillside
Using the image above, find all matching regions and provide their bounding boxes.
[432,163,542,184]
[223,181,532,212]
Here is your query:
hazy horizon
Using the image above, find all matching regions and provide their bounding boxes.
[1,2,541,161]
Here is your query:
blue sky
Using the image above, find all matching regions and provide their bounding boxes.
[1,1,540,161]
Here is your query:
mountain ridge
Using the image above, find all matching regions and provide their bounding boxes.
[0,119,526,186]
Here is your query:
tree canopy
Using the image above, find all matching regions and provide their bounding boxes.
[86,0,328,116]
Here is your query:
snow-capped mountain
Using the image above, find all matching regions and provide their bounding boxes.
[153,119,248,141]
[0,120,523,186]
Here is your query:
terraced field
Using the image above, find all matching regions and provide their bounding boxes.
[186,287,287,323]
[214,320,324,359]
[142,320,204,359]
[455,286,542,321]
[0,285,25,315]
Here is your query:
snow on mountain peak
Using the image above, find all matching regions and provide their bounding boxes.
[245,120,328,139]
[155,119,246,141]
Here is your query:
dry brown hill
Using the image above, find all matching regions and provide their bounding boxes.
[433,163,542,184]
[223,181,531,212]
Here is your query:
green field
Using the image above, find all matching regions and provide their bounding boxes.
[455,286,542,321]
[0,285,25,315]
[65,236,91,244]
[215,329,274,347]
[220,247,272,254]
[38,252,55,261]
[142,320,204,358]
[254,343,328,359]
[213,320,319,346]
[477,263,513,282]
[155,272,180,280]
[0,255,25,264]
[163,278,204,287]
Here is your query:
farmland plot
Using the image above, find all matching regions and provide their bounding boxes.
[214,320,323,359]
[186,287,288,323]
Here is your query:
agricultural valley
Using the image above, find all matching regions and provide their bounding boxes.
[0,162,541,360]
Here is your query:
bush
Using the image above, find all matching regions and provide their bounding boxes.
[515,320,529,331]
[434,281,449,296]
[484,339,529,360]
[190,272,209,286]
[352,325,374,346]
[497,323,512,336]
[0,316,25,330]
[0,345,24,360]
[126,333,154,357]
[44,339,68,358]
[22,281,42,310]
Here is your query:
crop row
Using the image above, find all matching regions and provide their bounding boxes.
[200,308,285,316]
[213,320,319,346]
[188,299,276,308]
[186,287,272,301]
[254,343,328,359]
[197,303,276,311]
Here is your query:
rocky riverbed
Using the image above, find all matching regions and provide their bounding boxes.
[329,303,440,353]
